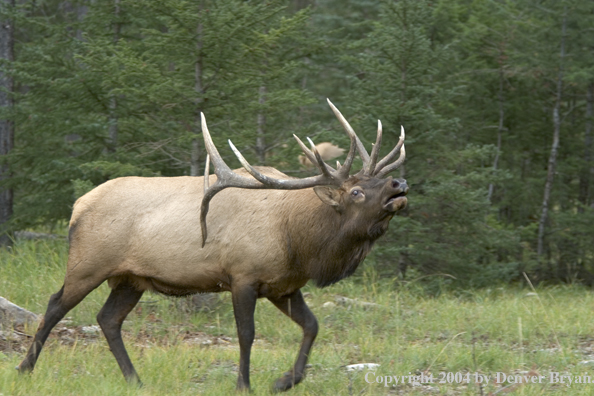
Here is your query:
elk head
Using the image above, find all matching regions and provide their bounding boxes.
[200,99,408,246]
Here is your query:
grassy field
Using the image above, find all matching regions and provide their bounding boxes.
[2,239,594,395]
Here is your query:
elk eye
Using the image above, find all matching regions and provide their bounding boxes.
[351,189,363,198]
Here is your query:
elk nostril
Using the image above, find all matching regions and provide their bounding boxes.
[392,180,400,189]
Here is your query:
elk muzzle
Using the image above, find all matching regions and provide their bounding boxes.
[383,178,408,212]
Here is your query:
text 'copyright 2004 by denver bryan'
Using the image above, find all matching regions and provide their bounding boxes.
[364,371,594,388]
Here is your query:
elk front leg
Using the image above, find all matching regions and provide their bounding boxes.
[231,284,258,391]
[268,290,318,392]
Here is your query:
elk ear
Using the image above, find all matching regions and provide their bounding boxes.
[313,186,342,208]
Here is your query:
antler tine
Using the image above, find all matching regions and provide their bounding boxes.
[293,134,337,174]
[366,119,383,175]
[293,134,317,167]
[200,113,263,246]
[201,114,263,191]
[326,99,370,167]
[375,144,406,179]
[200,182,228,247]
[374,126,405,176]
[337,125,357,179]
[204,154,211,191]
[202,114,232,177]
[307,137,335,179]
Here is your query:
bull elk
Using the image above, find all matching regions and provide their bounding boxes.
[298,141,345,168]
[17,99,408,392]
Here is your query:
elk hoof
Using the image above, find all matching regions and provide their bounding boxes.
[16,361,33,373]
[235,380,251,393]
[272,372,300,392]
[125,376,143,388]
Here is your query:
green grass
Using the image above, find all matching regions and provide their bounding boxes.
[3,239,594,395]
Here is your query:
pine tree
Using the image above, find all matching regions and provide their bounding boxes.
[8,0,316,229]
[343,0,519,286]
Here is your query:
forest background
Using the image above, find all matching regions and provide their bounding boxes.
[0,0,593,290]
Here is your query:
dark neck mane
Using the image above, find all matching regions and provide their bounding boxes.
[284,192,388,288]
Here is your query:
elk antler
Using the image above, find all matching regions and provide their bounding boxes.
[200,101,406,246]
[199,112,357,246]
[326,99,405,178]
[374,127,405,178]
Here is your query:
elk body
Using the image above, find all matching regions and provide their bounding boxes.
[17,100,408,392]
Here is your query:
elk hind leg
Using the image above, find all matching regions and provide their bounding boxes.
[96,279,144,385]
[18,280,101,373]
[268,290,318,392]
[231,284,258,391]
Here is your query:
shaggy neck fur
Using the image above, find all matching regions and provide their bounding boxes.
[284,191,392,288]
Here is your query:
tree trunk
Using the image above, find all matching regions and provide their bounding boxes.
[0,0,15,248]
[578,82,593,210]
[298,57,309,128]
[488,65,505,203]
[293,0,311,10]
[537,10,566,263]
[106,0,120,154]
[191,15,204,177]
[76,1,89,41]
[107,97,118,153]
[256,85,267,165]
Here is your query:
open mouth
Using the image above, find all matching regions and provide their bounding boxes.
[385,191,407,206]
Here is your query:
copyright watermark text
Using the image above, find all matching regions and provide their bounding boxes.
[364,371,594,388]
